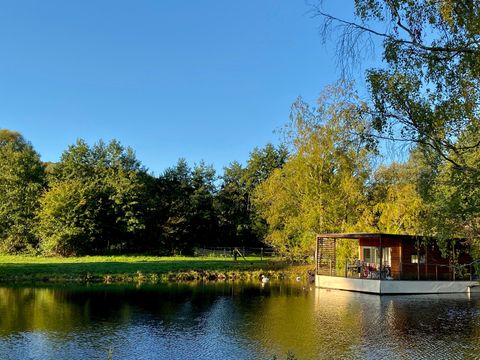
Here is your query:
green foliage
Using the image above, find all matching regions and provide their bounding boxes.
[317,0,480,252]
[422,129,480,254]
[254,84,373,259]
[0,129,45,253]
[216,144,288,247]
[152,159,218,254]
[36,180,100,256]
[360,157,427,235]
[336,238,359,274]
[345,0,480,170]
[243,144,289,191]
[36,139,145,255]
[216,161,250,245]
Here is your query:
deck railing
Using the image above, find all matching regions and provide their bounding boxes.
[317,260,478,281]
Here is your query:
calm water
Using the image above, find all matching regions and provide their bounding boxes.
[0,282,478,360]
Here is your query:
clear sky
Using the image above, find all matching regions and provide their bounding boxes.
[0,0,364,175]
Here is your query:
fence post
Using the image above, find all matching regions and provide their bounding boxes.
[436,265,438,281]
[261,247,263,261]
[329,259,332,276]
[470,265,473,281]
[345,260,348,278]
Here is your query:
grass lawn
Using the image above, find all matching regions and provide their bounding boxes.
[0,255,309,283]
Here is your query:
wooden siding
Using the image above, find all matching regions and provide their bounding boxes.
[316,233,474,281]
[359,237,402,279]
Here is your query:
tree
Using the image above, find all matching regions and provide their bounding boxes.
[254,85,373,259]
[315,0,480,172]
[36,139,145,255]
[154,159,218,254]
[216,144,289,247]
[36,180,100,256]
[243,144,289,191]
[216,162,251,246]
[243,144,289,241]
[0,129,45,253]
[314,0,480,254]
[189,162,218,249]
[423,129,480,256]
[361,158,426,234]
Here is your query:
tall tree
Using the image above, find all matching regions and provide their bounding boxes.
[36,179,101,256]
[315,0,480,253]
[361,158,426,234]
[216,162,250,246]
[254,85,373,258]
[0,129,45,253]
[155,159,218,254]
[316,0,480,171]
[423,129,480,255]
[36,139,145,255]
[216,144,288,247]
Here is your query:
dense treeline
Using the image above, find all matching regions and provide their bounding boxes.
[1,0,479,259]
[0,129,287,255]
[252,0,480,259]
[253,82,479,260]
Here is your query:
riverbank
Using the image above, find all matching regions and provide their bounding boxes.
[0,255,313,284]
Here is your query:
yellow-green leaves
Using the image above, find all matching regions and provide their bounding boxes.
[254,85,372,259]
[0,129,45,253]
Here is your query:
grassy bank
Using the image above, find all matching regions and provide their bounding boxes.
[0,255,313,284]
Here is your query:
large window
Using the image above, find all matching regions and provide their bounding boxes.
[383,247,391,266]
[362,247,391,266]
[363,247,372,263]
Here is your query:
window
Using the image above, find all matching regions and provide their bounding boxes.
[362,247,391,266]
[411,254,425,264]
[382,247,392,267]
[363,248,371,263]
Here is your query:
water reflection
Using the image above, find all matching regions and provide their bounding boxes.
[0,283,478,359]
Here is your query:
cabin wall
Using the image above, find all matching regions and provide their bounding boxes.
[400,242,473,280]
[401,242,451,280]
[317,234,475,281]
[359,237,473,280]
[359,237,402,280]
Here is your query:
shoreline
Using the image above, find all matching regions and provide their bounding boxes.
[0,255,313,284]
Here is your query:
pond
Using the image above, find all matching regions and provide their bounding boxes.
[0,282,478,359]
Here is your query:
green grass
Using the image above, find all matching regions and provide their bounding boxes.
[0,255,310,284]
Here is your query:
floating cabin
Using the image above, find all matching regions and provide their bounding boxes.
[315,233,479,295]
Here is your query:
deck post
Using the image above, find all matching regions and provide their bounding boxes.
[399,243,402,280]
[417,237,420,280]
[424,242,428,280]
[379,235,383,280]
[452,241,455,281]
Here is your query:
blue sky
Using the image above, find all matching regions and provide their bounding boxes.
[0,0,369,175]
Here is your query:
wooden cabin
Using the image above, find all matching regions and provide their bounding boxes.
[315,233,477,294]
